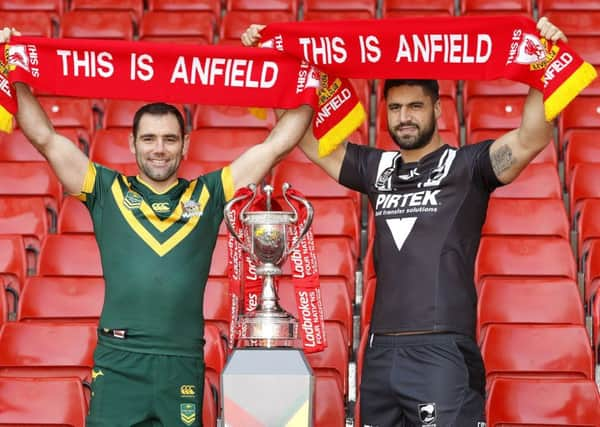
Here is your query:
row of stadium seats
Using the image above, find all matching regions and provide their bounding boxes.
[4,0,598,18]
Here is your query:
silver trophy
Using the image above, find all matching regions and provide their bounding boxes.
[224,183,313,348]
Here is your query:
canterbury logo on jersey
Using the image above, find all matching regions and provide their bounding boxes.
[180,385,196,396]
[151,202,170,213]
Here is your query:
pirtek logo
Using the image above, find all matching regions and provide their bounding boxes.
[375,190,441,210]
[180,385,196,396]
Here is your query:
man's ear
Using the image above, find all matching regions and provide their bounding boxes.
[129,133,135,154]
[434,98,441,121]
[182,133,190,157]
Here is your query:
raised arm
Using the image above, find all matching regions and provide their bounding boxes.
[239,24,347,183]
[229,105,313,191]
[14,83,89,194]
[489,17,566,184]
[1,27,89,195]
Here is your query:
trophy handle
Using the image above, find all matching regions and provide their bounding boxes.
[281,182,314,252]
[223,184,257,254]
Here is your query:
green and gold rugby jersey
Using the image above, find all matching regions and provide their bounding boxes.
[77,162,234,357]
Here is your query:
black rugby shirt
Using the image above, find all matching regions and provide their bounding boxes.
[340,141,503,337]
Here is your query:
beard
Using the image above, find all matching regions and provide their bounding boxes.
[388,111,437,150]
[136,152,182,183]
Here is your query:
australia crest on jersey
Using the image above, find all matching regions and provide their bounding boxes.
[123,190,143,210]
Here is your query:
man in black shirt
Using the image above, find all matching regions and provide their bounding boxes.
[243,17,566,426]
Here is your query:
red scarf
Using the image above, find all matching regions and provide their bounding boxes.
[226,187,326,353]
[261,15,596,123]
[0,37,364,154]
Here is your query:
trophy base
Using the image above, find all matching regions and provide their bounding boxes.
[238,310,300,348]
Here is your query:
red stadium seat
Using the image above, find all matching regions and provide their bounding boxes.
[38,234,102,277]
[38,96,96,135]
[0,285,6,325]
[465,96,525,139]
[203,277,232,338]
[18,276,104,322]
[90,128,135,164]
[305,322,349,396]
[538,0,600,15]
[0,196,49,274]
[0,11,55,37]
[559,95,600,153]
[0,0,62,14]
[476,277,583,341]
[461,0,531,14]
[490,163,562,199]
[227,0,298,14]
[302,9,373,20]
[475,236,576,284]
[101,99,187,129]
[377,97,459,135]
[544,10,600,36]
[486,377,600,426]
[148,0,221,17]
[462,79,528,117]
[480,324,593,381]
[0,196,49,249]
[569,163,600,222]
[58,196,94,234]
[482,198,569,239]
[564,129,600,188]
[220,10,295,41]
[0,321,96,381]
[301,198,360,258]
[0,377,87,427]
[576,198,600,260]
[204,323,227,397]
[383,0,454,15]
[0,161,62,209]
[271,160,361,215]
[0,235,27,295]
[188,128,270,162]
[278,276,353,348]
[0,130,48,162]
[203,377,218,427]
[193,105,276,130]
[281,236,356,299]
[593,294,600,365]
[583,239,600,303]
[139,11,215,45]
[314,375,345,427]
[69,0,144,22]
[303,0,376,16]
[60,10,135,40]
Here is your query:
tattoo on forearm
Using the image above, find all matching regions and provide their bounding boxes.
[491,144,516,176]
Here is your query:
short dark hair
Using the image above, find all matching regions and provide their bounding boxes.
[132,103,185,139]
[383,79,440,102]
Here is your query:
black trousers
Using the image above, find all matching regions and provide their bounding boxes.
[360,332,486,427]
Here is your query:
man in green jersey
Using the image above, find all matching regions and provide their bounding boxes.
[1,27,314,426]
